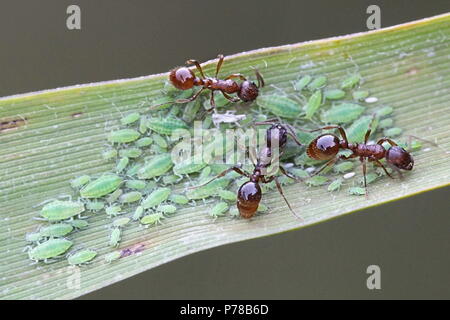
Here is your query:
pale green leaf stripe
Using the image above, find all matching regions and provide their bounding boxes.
[1,13,450,299]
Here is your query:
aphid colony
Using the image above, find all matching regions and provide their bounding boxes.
[26,54,422,265]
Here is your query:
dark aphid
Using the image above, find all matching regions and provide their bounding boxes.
[150,54,264,111]
[191,120,303,219]
[306,118,414,195]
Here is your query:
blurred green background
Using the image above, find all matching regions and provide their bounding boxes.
[1,0,449,299]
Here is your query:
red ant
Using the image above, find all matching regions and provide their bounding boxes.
[306,121,414,195]
[151,54,264,111]
[193,119,303,219]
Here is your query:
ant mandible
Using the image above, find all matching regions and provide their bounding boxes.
[193,119,303,219]
[151,54,265,111]
[306,120,414,195]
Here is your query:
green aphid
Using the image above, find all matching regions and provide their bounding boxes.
[108,129,141,144]
[186,177,231,200]
[341,74,360,90]
[217,189,237,201]
[320,103,365,124]
[109,228,121,247]
[176,88,194,100]
[116,157,129,173]
[152,134,168,148]
[333,161,354,173]
[198,166,212,182]
[182,99,202,123]
[40,200,85,222]
[149,144,167,154]
[324,89,346,100]
[136,137,153,147]
[126,163,143,177]
[294,75,312,91]
[150,96,174,111]
[162,174,181,185]
[147,117,189,135]
[139,116,148,134]
[294,153,325,166]
[120,112,140,125]
[28,238,73,261]
[119,148,142,159]
[140,212,164,225]
[338,149,354,158]
[86,201,105,211]
[106,205,122,217]
[119,191,142,204]
[113,217,131,228]
[328,178,343,192]
[210,202,229,217]
[229,207,240,217]
[376,106,394,117]
[68,249,97,266]
[39,223,74,238]
[348,186,366,196]
[80,174,123,199]
[296,131,316,145]
[142,187,171,209]
[257,203,268,212]
[306,176,329,187]
[384,127,403,137]
[137,154,173,179]
[379,118,394,129]
[352,90,369,101]
[307,75,327,90]
[289,168,309,179]
[169,194,189,205]
[25,232,41,243]
[102,149,118,160]
[304,90,323,119]
[70,219,89,229]
[156,204,177,214]
[107,188,123,203]
[409,140,422,151]
[257,95,301,119]
[125,179,147,190]
[70,175,90,189]
[346,116,379,143]
[173,158,207,175]
[104,251,121,263]
[359,172,379,185]
[132,206,144,221]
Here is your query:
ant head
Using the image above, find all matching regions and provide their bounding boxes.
[307,134,340,160]
[267,124,288,149]
[169,67,195,90]
[238,81,259,102]
[385,146,414,170]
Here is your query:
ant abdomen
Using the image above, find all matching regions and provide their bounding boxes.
[169,67,196,90]
[386,146,414,170]
[307,134,341,160]
[238,81,259,102]
[237,181,262,219]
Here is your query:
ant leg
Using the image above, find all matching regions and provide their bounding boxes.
[364,114,378,144]
[255,70,265,88]
[274,176,302,220]
[175,88,206,104]
[360,157,368,197]
[221,92,240,103]
[186,59,206,79]
[279,166,303,182]
[189,165,250,189]
[372,158,394,179]
[215,54,224,78]
[376,137,398,147]
[309,125,349,146]
[225,74,248,81]
[285,123,303,146]
[310,157,338,177]
[203,91,216,113]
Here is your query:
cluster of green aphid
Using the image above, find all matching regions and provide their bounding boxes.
[27,71,421,265]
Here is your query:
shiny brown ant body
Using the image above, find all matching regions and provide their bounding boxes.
[306,123,414,194]
[194,120,303,219]
[152,54,264,111]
